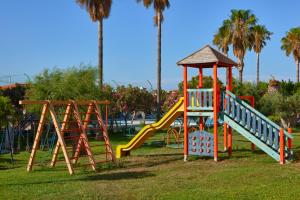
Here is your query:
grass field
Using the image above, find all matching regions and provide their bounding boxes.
[1,129,300,200]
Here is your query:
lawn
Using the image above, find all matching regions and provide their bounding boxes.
[1,129,300,200]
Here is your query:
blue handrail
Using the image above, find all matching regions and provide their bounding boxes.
[224,90,292,139]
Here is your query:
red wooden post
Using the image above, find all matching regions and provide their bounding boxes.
[280,128,285,164]
[213,63,218,161]
[288,128,292,149]
[183,65,188,162]
[227,67,233,156]
[223,68,229,151]
[198,67,204,131]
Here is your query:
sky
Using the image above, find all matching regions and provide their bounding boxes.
[0,0,299,90]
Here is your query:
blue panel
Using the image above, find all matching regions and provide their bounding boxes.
[231,100,235,118]
[269,126,273,146]
[204,92,207,107]
[209,92,213,107]
[247,111,251,130]
[226,96,230,114]
[241,107,246,126]
[199,91,202,107]
[251,115,256,135]
[274,129,279,150]
[263,121,267,142]
[188,131,214,157]
[257,118,262,138]
[193,91,197,107]
[236,103,240,121]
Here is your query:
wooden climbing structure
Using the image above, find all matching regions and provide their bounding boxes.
[19,100,115,175]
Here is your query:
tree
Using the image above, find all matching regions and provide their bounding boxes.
[26,66,103,101]
[281,27,300,83]
[76,0,112,89]
[0,96,15,128]
[136,0,170,121]
[213,19,232,56]
[252,25,272,84]
[228,9,257,82]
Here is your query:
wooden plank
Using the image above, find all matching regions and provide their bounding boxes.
[72,103,92,164]
[20,100,110,105]
[93,101,116,162]
[48,103,74,175]
[27,103,48,172]
[71,101,96,171]
[50,103,72,167]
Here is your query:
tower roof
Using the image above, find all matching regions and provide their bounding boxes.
[177,45,238,68]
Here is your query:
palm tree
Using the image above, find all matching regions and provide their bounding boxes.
[281,27,300,83]
[229,9,257,82]
[136,0,170,120]
[76,0,112,89]
[252,25,272,84]
[213,19,232,56]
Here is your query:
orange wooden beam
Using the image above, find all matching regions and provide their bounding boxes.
[183,65,188,162]
[213,63,218,161]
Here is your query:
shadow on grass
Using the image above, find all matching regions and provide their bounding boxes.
[0,157,24,170]
[83,170,155,181]
[1,170,155,187]
[123,153,183,168]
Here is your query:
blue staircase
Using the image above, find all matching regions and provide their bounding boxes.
[220,90,293,162]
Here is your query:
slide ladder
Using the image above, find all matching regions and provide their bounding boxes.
[220,90,293,162]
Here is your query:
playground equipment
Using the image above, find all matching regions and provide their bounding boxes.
[19,100,114,175]
[116,45,293,164]
[116,98,184,158]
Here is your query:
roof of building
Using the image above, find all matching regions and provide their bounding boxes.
[177,45,238,68]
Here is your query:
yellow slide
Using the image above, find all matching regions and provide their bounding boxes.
[116,97,184,158]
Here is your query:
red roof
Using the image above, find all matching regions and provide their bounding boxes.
[0,83,29,90]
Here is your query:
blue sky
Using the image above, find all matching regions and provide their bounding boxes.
[0,0,299,89]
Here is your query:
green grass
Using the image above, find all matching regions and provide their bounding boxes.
[1,129,300,200]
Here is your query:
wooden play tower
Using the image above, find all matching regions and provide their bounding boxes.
[177,45,238,161]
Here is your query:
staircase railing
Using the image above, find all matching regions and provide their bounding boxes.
[222,90,292,156]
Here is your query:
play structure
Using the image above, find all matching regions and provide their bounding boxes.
[19,100,114,175]
[116,45,293,164]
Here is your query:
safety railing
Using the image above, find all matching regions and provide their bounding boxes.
[187,88,213,111]
[223,90,292,155]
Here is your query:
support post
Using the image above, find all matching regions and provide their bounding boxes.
[227,67,233,156]
[183,65,188,162]
[198,67,204,131]
[93,102,116,161]
[48,103,74,175]
[288,128,292,149]
[72,103,93,163]
[51,103,72,167]
[72,102,97,171]
[27,103,48,172]
[213,63,218,161]
[280,128,285,165]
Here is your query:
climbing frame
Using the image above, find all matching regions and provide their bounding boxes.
[19,100,114,175]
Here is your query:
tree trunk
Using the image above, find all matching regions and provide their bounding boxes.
[256,53,260,84]
[156,12,162,121]
[296,60,299,83]
[238,58,244,83]
[98,20,103,90]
